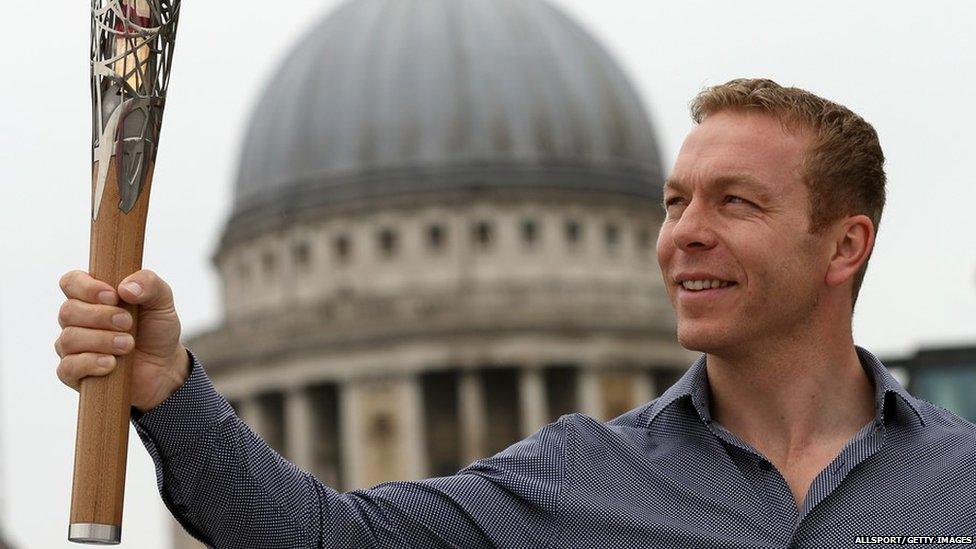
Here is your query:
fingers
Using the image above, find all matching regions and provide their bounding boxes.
[58,299,133,331]
[60,269,118,305]
[57,352,117,391]
[54,326,134,359]
[118,269,175,310]
[60,268,174,310]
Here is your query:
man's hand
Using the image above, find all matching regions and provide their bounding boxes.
[55,269,190,413]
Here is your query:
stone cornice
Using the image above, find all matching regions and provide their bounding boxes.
[188,280,675,373]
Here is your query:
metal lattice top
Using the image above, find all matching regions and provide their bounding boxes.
[90,0,180,221]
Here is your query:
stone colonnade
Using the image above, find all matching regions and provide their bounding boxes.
[232,365,665,491]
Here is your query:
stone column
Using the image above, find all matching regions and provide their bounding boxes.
[458,369,487,465]
[285,385,315,472]
[400,374,427,480]
[340,375,427,490]
[519,367,547,437]
[632,369,656,406]
[577,367,604,420]
[339,380,365,490]
[238,394,269,441]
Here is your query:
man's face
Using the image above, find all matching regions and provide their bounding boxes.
[656,110,828,355]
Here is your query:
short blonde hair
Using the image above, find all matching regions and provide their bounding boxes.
[690,78,886,312]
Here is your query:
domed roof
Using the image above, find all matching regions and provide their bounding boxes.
[230,0,663,229]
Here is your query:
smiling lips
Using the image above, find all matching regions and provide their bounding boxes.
[672,272,739,300]
[677,281,738,300]
[680,280,734,291]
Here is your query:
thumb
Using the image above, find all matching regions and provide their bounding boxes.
[118,269,175,310]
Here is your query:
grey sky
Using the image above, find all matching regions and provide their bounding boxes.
[1,1,974,547]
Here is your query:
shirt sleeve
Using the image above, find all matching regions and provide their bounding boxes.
[131,349,567,548]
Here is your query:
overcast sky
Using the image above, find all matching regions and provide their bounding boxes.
[1,1,974,547]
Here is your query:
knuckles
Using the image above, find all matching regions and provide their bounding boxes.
[59,326,79,348]
[58,300,73,327]
[122,268,175,308]
[56,359,72,386]
[60,269,117,302]
[58,270,79,292]
[57,355,89,388]
[59,270,90,297]
[125,268,153,287]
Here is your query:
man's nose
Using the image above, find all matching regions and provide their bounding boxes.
[670,201,719,250]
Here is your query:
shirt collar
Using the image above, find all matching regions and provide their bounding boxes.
[637,344,926,429]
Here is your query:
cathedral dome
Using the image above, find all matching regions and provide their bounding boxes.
[229,0,663,235]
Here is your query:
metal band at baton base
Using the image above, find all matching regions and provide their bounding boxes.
[68,523,122,545]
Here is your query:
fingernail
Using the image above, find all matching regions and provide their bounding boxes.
[122,282,142,297]
[98,291,116,305]
[97,356,114,368]
[114,334,132,350]
[112,313,131,329]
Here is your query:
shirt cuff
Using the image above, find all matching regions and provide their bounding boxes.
[131,347,235,460]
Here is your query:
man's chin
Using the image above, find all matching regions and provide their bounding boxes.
[675,323,733,354]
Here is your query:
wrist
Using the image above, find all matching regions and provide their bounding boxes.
[168,345,191,390]
[134,345,191,414]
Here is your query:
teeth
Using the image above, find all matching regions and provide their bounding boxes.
[681,279,732,291]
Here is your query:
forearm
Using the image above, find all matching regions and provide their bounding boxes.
[131,349,563,548]
[131,350,326,547]
[130,351,450,548]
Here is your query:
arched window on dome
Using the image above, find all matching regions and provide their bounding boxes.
[521,219,538,248]
[637,227,652,255]
[293,240,311,271]
[426,223,446,252]
[604,223,620,255]
[334,234,351,264]
[378,228,398,258]
[262,250,276,278]
[564,219,582,251]
[472,220,494,251]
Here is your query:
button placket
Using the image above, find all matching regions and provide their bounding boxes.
[710,422,798,537]
[797,422,886,525]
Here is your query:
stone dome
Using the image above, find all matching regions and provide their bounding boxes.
[228,0,664,235]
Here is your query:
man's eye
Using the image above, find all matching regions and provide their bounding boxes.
[726,195,751,205]
[664,197,683,207]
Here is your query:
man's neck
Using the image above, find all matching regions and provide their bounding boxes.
[704,333,876,467]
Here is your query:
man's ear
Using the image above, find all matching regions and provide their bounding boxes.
[825,214,874,288]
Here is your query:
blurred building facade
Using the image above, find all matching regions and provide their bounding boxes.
[173,0,697,546]
[883,343,976,423]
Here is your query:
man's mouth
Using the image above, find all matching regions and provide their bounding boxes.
[678,280,736,293]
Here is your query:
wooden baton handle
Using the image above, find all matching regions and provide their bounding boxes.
[68,156,153,544]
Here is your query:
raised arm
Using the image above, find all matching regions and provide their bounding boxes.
[132,350,567,548]
[55,269,566,547]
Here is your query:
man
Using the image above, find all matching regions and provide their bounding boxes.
[55,79,976,547]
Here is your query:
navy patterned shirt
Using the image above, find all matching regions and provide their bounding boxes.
[132,345,976,548]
